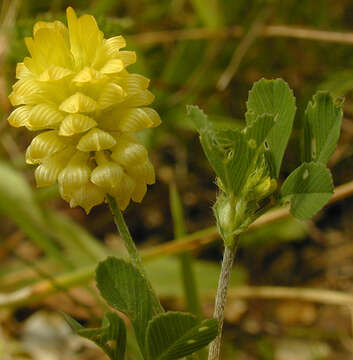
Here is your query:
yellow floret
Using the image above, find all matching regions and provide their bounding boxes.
[8,7,161,213]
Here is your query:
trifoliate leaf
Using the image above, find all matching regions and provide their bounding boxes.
[280,162,333,220]
[187,106,275,196]
[63,312,126,360]
[302,91,343,165]
[96,257,162,354]
[246,78,296,177]
[146,312,218,360]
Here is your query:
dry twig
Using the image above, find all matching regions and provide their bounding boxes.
[0,180,353,308]
[130,25,353,46]
[217,6,273,91]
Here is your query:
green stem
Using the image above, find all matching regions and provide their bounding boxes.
[107,195,164,314]
[170,183,202,317]
[108,195,144,270]
[208,241,238,360]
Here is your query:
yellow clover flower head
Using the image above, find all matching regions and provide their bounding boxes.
[8,7,161,213]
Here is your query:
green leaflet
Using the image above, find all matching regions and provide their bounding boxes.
[280,91,342,220]
[146,312,218,360]
[243,113,277,148]
[63,312,126,360]
[302,91,343,165]
[187,105,242,193]
[214,128,252,196]
[95,258,218,359]
[187,105,275,196]
[96,257,162,355]
[280,162,333,220]
[246,78,296,177]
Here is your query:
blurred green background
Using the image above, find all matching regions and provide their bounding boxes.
[1,0,353,359]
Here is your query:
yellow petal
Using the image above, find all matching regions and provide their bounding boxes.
[34,20,55,34]
[114,197,130,211]
[8,92,37,107]
[110,173,136,210]
[77,128,116,151]
[102,131,139,146]
[127,159,155,184]
[59,114,97,136]
[32,28,72,69]
[16,63,32,79]
[104,36,126,57]
[119,51,136,67]
[59,92,97,113]
[35,164,58,187]
[66,7,103,66]
[68,181,105,214]
[131,182,147,203]
[27,103,64,130]
[11,77,40,94]
[115,108,156,132]
[100,59,124,74]
[66,6,79,53]
[7,106,31,128]
[90,161,124,191]
[72,67,104,85]
[26,130,71,164]
[77,15,104,60]
[38,65,74,82]
[24,37,39,67]
[23,56,40,75]
[141,108,161,127]
[117,73,150,93]
[34,146,75,187]
[58,151,91,188]
[123,90,155,107]
[111,141,148,166]
[9,78,43,105]
[33,20,69,42]
[98,83,125,109]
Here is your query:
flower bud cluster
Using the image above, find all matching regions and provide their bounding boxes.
[242,165,277,202]
[214,165,277,247]
[8,7,161,213]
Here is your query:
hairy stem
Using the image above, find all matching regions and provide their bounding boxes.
[208,242,237,360]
